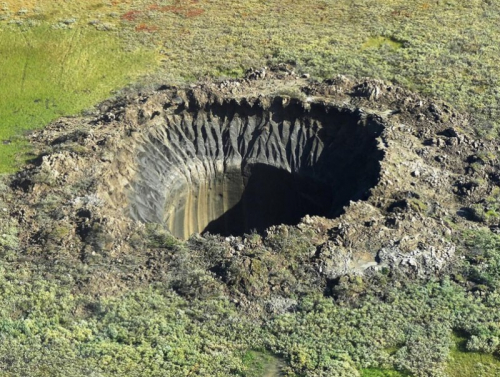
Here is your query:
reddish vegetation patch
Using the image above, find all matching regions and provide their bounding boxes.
[122,10,142,21]
[135,23,159,32]
[185,8,204,17]
[152,0,205,18]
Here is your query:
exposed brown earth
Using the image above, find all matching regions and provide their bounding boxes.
[4,66,499,299]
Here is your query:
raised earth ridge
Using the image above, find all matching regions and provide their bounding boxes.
[4,66,499,296]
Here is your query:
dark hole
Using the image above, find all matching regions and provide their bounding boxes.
[203,164,334,236]
[130,97,385,239]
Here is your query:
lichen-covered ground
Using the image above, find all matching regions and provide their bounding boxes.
[2,0,500,170]
[2,1,500,376]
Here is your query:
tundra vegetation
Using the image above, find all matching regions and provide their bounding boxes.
[2,223,500,376]
[2,0,500,171]
[1,1,500,376]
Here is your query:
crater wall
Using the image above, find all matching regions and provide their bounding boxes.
[130,98,384,239]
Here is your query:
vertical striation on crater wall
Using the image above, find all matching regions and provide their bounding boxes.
[129,96,385,239]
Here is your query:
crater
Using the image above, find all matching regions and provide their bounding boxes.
[129,96,385,239]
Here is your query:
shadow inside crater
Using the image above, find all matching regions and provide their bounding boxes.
[131,96,385,239]
[203,164,333,236]
[203,122,383,237]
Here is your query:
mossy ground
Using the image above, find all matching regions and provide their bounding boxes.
[1,0,500,171]
[2,219,500,376]
[362,369,408,377]
[445,335,500,377]
[0,24,156,172]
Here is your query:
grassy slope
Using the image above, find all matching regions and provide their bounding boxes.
[0,26,156,172]
[446,336,500,377]
[1,0,500,171]
[115,0,500,129]
[362,369,408,377]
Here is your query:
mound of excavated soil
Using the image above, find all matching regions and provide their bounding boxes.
[6,66,500,282]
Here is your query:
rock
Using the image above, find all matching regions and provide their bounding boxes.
[353,80,384,100]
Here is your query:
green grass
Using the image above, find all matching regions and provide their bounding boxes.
[0,24,157,172]
[242,350,282,377]
[362,368,409,377]
[446,335,500,377]
[362,36,404,51]
[2,0,500,171]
